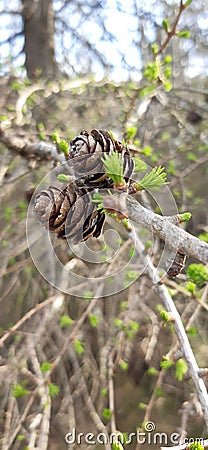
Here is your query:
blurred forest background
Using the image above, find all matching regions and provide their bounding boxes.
[0,1,208,449]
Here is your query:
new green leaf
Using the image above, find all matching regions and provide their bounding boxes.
[177,30,191,38]
[89,314,99,328]
[48,383,60,397]
[179,212,192,223]
[187,264,208,287]
[125,126,137,141]
[175,358,188,381]
[12,383,29,398]
[162,19,169,33]
[74,340,85,355]
[160,359,173,370]
[189,442,204,450]
[151,43,159,54]
[83,290,94,300]
[184,0,192,5]
[136,166,168,191]
[40,361,52,373]
[103,408,112,419]
[112,442,124,450]
[102,151,124,185]
[59,140,69,155]
[57,174,71,183]
[60,314,74,328]
[51,131,60,143]
[133,157,147,173]
[92,192,104,211]
[119,360,129,371]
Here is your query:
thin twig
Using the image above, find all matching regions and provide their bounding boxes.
[0,257,32,277]
[108,352,117,435]
[29,342,52,450]
[0,294,61,346]
[49,286,103,374]
[164,278,192,298]
[139,302,160,365]
[6,395,35,450]
[70,349,111,450]
[170,154,208,188]
[155,0,186,56]
[2,397,16,450]
[178,395,196,445]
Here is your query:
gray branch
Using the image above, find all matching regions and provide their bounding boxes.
[130,232,208,429]
[103,194,208,264]
[126,196,208,264]
[0,127,65,163]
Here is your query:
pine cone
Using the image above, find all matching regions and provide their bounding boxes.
[34,183,105,243]
[68,129,135,189]
[166,252,186,277]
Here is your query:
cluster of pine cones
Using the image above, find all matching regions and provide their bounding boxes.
[34,129,135,244]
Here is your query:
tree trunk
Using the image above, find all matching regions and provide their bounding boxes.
[22,0,57,79]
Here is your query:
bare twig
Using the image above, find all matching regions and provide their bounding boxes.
[49,286,103,374]
[98,339,113,415]
[135,369,166,450]
[29,342,52,450]
[164,278,192,298]
[178,395,196,444]
[0,257,32,277]
[2,397,16,450]
[6,395,35,450]
[139,302,160,365]
[165,280,208,313]
[170,154,208,188]
[108,352,117,435]
[69,349,111,450]
[0,294,62,346]
[113,283,139,365]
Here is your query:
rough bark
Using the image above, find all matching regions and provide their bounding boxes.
[22,0,57,79]
[126,196,208,264]
[0,127,65,163]
[102,194,208,265]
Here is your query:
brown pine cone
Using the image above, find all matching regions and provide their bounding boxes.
[68,129,135,189]
[34,183,105,243]
[166,252,186,277]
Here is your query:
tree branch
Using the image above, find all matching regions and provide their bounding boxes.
[155,0,186,56]
[129,231,208,429]
[0,127,65,163]
[127,196,208,264]
[102,194,208,264]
